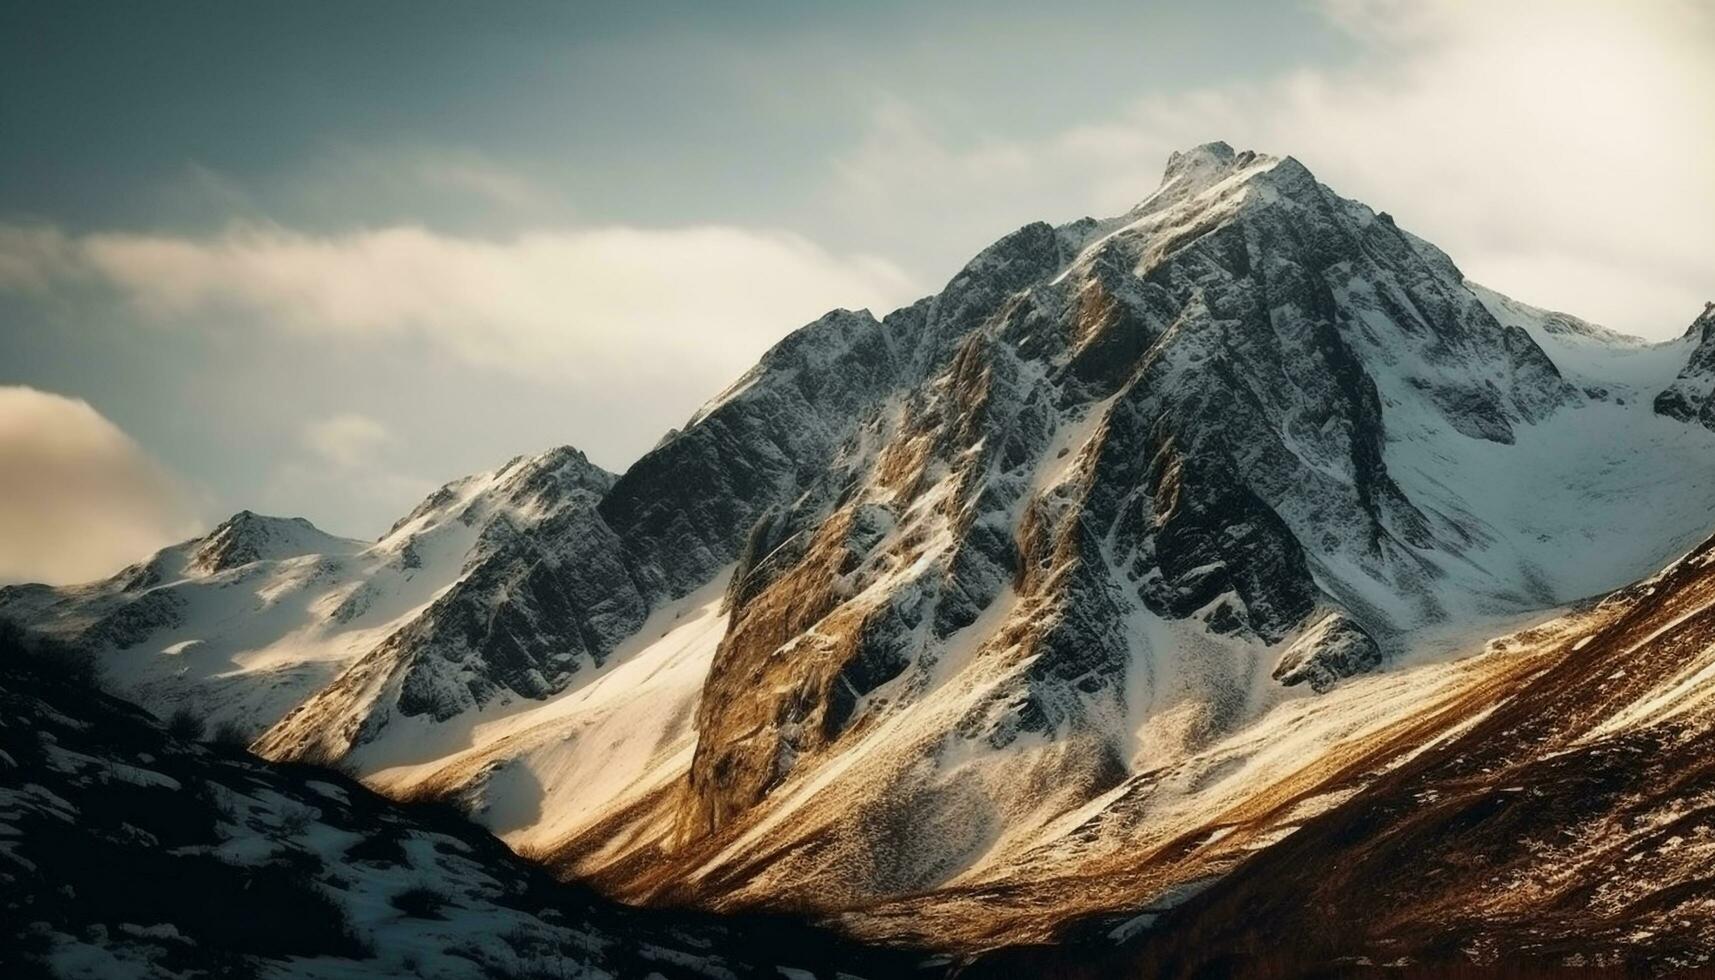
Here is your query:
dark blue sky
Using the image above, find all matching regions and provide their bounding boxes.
[2,1,1339,237]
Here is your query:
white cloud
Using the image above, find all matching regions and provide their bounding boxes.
[0,387,201,585]
[301,413,392,469]
[830,0,1715,338]
[0,219,920,535]
[3,221,920,388]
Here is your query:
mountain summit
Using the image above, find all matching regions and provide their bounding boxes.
[187,511,359,575]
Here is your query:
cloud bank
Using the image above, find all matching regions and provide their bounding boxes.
[0,387,201,585]
[1,222,919,388]
[0,220,919,536]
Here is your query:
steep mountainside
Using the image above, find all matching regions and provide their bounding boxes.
[969,529,1715,975]
[8,142,1715,953]
[1655,302,1715,427]
[0,631,922,980]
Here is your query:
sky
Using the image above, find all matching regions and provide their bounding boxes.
[1,0,1711,583]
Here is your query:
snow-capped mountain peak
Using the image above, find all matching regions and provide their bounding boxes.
[1124,140,1282,221]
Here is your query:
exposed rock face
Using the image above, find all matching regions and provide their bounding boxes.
[255,311,933,762]
[372,448,635,717]
[969,530,1715,975]
[1654,303,1715,426]
[1271,613,1382,692]
[600,308,910,597]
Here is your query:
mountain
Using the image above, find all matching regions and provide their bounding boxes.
[8,141,1715,956]
[0,628,920,979]
[185,510,362,576]
[522,144,1715,939]
[0,511,372,732]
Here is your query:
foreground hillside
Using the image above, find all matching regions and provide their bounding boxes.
[0,628,922,980]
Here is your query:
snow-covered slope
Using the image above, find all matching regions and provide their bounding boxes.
[0,511,374,734]
[363,572,734,854]
[10,141,1715,955]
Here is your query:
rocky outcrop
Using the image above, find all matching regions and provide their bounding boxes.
[1271,613,1382,692]
[1654,302,1715,426]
